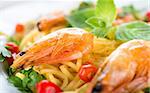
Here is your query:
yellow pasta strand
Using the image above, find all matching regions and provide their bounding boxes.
[93,37,120,56]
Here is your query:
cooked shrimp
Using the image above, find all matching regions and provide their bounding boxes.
[11,28,93,69]
[97,40,150,93]
[20,11,67,50]
[37,11,67,32]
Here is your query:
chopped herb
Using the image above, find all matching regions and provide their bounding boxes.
[7,67,16,76]
[143,87,150,93]
[8,68,45,93]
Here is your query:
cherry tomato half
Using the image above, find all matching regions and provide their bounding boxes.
[79,64,98,82]
[5,42,19,54]
[36,80,62,93]
[15,23,24,33]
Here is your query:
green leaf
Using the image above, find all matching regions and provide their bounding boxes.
[86,17,106,28]
[7,36,21,46]
[92,27,108,37]
[0,42,11,58]
[8,76,22,87]
[66,8,95,29]
[116,21,150,41]
[0,55,5,62]
[8,76,32,93]
[7,68,16,76]
[21,69,45,91]
[8,68,44,93]
[95,0,117,27]
[28,71,44,88]
[143,87,150,93]
[85,0,117,37]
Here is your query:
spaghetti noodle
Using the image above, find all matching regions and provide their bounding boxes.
[33,58,85,91]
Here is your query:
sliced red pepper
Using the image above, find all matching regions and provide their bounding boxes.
[79,63,98,82]
[5,42,19,54]
[5,42,19,65]
[36,80,62,93]
[15,23,24,33]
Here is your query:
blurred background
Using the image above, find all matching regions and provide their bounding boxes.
[0,0,149,35]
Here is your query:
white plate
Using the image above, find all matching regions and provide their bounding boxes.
[0,0,149,93]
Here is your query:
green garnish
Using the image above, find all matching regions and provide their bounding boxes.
[8,68,45,93]
[143,87,150,93]
[0,42,11,62]
[7,36,21,46]
[7,68,16,76]
[66,8,95,29]
[86,0,117,37]
[116,21,150,41]
[66,1,95,30]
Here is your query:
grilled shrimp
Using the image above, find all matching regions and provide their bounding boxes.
[91,40,150,93]
[11,28,93,69]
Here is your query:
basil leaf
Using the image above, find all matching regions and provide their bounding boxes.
[92,27,108,37]
[66,8,95,29]
[86,17,106,28]
[116,21,150,41]
[85,0,117,37]
[95,0,117,27]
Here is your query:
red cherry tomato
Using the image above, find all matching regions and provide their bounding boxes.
[79,64,98,82]
[15,23,24,33]
[5,42,19,54]
[36,80,62,93]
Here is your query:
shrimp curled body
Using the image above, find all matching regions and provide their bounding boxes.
[99,40,150,93]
